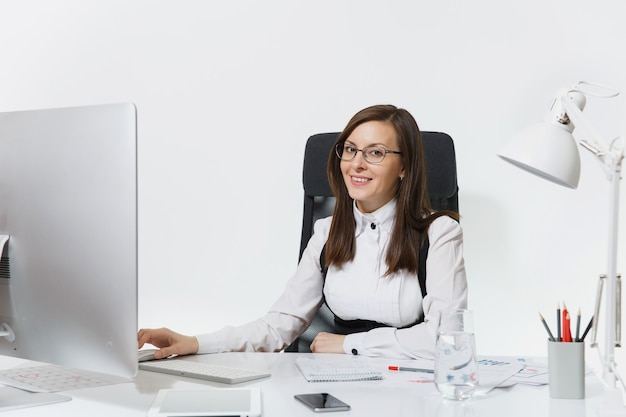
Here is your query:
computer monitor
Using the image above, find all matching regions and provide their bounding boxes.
[0,103,138,379]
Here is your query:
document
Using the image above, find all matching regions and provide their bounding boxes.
[475,357,528,389]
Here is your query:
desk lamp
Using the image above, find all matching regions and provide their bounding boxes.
[498,81,625,414]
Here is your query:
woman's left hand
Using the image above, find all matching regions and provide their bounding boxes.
[309,332,346,353]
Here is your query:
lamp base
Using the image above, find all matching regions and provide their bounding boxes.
[598,388,626,417]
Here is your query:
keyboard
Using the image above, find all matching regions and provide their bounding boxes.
[0,364,131,393]
[139,359,271,384]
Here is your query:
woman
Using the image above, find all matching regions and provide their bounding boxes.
[138,104,467,359]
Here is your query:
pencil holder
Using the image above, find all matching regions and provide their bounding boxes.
[547,341,585,399]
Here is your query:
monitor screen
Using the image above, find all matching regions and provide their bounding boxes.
[0,103,138,378]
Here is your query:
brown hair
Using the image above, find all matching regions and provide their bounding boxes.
[325,104,458,275]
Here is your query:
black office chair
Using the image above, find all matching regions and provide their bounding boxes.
[284,131,459,352]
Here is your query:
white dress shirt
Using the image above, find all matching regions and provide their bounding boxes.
[196,199,467,359]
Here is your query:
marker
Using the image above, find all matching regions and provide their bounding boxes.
[388,366,434,373]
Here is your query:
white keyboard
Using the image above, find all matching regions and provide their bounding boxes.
[139,359,271,384]
[0,364,130,393]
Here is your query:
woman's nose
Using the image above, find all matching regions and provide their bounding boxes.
[351,150,367,168]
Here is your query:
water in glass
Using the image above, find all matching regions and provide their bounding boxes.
[434,310,478,400]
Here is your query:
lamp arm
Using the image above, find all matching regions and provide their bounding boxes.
[560,93,625,180]
[561,93,609,153]
[601,149,621,390]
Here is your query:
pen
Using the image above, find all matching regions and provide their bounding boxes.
[539,312,555,341]
[575,308,581,342]
[388,366,434,373]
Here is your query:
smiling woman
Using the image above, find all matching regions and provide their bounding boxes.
[139,104,467,360]
[325,105,459,278]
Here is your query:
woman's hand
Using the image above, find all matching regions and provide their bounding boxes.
[137,327,199,359]
[309,332,346,353]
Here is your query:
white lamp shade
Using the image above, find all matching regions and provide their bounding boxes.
[497,122,581,189]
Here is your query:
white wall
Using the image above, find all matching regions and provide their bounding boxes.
[2,0,626,371]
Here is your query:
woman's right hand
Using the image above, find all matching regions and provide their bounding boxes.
[137,327,199,359]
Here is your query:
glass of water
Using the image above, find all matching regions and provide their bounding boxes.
[434,309,478,401]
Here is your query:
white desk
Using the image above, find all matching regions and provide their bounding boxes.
[0,353,608,416]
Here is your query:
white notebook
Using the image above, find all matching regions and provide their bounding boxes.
[295,357,383,382]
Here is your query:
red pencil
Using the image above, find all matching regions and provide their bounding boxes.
[562,305,572,342]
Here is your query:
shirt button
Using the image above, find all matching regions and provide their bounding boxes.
[351,348,358,355]
[370,223,376,230]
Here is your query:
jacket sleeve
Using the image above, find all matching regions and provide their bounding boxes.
[196,218,331,353]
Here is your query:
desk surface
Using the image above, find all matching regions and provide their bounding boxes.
[0,352,608,417]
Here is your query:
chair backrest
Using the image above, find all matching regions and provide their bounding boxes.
[285,131,459,352]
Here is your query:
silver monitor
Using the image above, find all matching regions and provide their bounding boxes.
[0,103,138,378]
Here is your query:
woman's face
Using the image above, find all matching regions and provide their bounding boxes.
[340,121,405,214]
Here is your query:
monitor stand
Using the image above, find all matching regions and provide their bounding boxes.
[0,386,71,412]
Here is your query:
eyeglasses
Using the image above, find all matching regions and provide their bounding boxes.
[335,143,403,164]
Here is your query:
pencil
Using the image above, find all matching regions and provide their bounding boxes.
[539,313,555,341]
[557,303,562,342]
[580,316,594,341]
[562,310,572,342]
[388,366,434,373]
[575,309,581,342]
[562,302,573,342]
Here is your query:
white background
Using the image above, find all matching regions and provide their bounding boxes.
[1,0,625,371]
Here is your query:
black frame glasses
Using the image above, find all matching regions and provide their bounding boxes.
[335,142,403,164]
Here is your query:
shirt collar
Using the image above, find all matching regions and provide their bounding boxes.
[353,198,397,236]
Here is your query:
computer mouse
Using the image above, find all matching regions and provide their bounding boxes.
[138,348,160,362]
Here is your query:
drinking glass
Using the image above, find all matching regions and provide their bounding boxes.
[434,309,478,401]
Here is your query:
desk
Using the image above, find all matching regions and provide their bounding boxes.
[0,353,607,416]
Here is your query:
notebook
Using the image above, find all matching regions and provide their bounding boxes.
[295,357,383,382]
